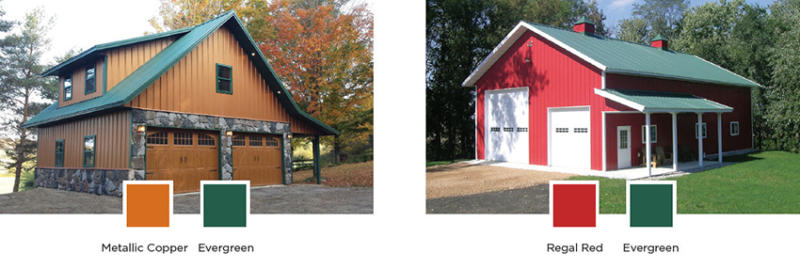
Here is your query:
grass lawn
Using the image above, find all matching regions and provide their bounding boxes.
[426,159,470,167]
[569,151,800,214]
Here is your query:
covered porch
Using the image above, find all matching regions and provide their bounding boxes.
[597,88,733,177]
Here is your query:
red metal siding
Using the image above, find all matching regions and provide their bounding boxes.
[475,30,603,168]
[603,74,752,169]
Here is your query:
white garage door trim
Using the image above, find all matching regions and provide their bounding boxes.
[547,106,591,169]
[484,87,529,163]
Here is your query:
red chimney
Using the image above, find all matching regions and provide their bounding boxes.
[651,34,668,50]
[573,16,595,35]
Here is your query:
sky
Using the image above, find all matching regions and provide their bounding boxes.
[1,0,373,65]
[600,0,777,31]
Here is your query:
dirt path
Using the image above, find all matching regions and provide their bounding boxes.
[427,185,550,214]
[426,162,573,199]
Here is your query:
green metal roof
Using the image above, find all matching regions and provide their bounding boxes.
[594,88,733,113]
[651,34,666,41]
[524,22,761,88]
[25,11,338,136]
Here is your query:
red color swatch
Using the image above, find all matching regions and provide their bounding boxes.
[552,184,596,227]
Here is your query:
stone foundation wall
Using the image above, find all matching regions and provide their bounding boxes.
[130,109,293,184]
[35,168,130,197]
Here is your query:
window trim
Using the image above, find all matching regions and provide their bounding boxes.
[641,125,657,144]
[695,122,707,139]
[730,121,740,136]
[216,63,233,94]
[64,76,73,101]
[83,135,96,168]
[55,139,65,167]
[85,64,96,94]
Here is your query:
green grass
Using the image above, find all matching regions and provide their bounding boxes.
[426,159,470,167]
[569,151,800,214]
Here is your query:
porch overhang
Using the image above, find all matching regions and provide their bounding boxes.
[594,88,733,113]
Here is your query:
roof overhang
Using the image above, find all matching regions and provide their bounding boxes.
[594,88,733,113]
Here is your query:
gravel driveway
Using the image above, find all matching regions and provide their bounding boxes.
[426,162,571,213]
[0,185,372,214]
[427,185,549,214]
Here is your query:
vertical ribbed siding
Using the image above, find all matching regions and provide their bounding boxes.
[126,27,320,135]
[58,58,106,107]
[36,110,130,169]
[106,38,175,91]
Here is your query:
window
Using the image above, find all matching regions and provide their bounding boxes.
[574,127,588,133]
[730,121,740,136]
[695,122,707,139]
[641,125,657,143]
[55,140,65,167]
[174,132,193,145]
[516,127,528,132]
[490,127,500,132]
[619,131,628,149]
[83,135,95,167]
[64,77,73,101]
[216,63,233,94]
[146,132,168,144]
[85,65,96,94]
[198,134,215,146]
[249,135,262,146]
[555,128,569,133]
[503,127,514,132]
[265,137,279,147]
[232,135,246,146]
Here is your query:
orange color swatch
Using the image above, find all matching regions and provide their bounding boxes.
[125,184,170,227]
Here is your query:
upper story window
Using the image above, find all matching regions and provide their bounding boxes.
[216,63,233,94]
[64,77,73,101]
[85,65,96,94]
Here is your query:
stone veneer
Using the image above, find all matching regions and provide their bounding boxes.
[35,168,129,196]
[130,108,293,184]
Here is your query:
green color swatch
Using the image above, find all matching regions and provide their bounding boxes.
[630,184,673,227]
[203,184,247,227]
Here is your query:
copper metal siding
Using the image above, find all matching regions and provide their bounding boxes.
[36,110,130,169]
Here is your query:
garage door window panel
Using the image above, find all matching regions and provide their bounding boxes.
[265,137,278,147]
[147,131,168,145]
[198,134,215,146]
[249,135,262,146]
[232,135,246,146]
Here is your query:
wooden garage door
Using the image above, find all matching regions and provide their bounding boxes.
[232,133,282,186]
[145,128,219,193]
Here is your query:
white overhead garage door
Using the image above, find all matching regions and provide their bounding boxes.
[549,107,590,169]
[485,88,529,163]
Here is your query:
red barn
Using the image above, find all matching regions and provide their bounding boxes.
[463,18,761,176]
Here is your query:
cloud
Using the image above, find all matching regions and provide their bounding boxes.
[609,0,636,9]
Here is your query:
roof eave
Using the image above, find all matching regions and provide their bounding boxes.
[606,68,761,89]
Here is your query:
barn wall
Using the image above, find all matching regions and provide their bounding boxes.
[37,110,131,169]
[126,27,321,135]
[604,74,753,169]
[58,58,105,107]
[475,30,603,168]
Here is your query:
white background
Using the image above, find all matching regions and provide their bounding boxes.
[1,1,798,267]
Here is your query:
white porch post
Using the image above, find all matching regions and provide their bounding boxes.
[697,112,703,167]
[645,112,652,177]
[717,112,723,164]
[672,112,678,171]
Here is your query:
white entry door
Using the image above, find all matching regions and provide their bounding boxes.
[549,107,591,169]
[485,88,529,163]
[617,126,631,169]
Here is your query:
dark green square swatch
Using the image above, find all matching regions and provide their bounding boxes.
[630,184,673,227]
[203,184,247,227]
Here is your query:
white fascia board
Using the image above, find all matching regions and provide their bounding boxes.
[462,22,608,87]
[593,88,644,111]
